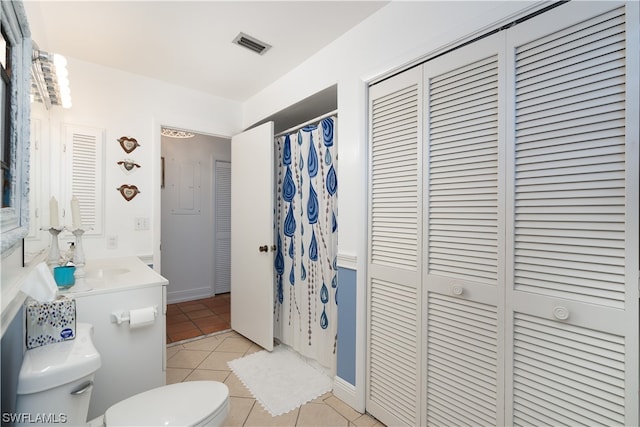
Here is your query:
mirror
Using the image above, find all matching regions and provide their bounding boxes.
[23,45,75,263]
[23,102,50,263]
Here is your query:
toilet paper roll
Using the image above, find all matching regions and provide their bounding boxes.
[128,306,156,329]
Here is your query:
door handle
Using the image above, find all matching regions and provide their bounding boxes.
[258,245,268,252]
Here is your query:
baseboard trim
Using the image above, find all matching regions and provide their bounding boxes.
[337,253,357,270]
[332,376,363,413]
[167,287,214,304]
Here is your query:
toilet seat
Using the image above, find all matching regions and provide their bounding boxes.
[104,381,229,426]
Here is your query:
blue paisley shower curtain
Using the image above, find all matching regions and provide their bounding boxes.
[274,116,338,375]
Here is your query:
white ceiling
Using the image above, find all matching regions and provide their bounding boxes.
[23,1,388,103]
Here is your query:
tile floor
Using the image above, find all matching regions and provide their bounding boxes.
[166,296,385,426]
[167,331,385,427]
[166,294,231,343]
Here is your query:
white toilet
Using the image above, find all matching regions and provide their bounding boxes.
[16,323,229,426]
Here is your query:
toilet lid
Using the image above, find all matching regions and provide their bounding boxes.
[104,381,229,426]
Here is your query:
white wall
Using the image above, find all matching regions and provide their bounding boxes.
[241,0,539,410]
[243,0,537,256]
[31,58,242,270]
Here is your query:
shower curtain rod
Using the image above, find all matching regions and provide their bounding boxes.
[274,109,338,138]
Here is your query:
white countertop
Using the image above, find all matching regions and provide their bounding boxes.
[60,256,168,297]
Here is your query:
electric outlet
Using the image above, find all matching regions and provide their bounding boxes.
[107,235,118,249]
[134,217,150,230]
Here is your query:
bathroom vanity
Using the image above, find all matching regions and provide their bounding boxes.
[61,256,168,420]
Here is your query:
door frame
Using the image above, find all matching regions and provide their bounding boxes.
[158,124,231,303]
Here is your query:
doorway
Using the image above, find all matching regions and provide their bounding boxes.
[160,128,231,304]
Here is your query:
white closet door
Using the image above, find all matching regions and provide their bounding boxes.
[367,66,423,427]
[505,2,638,425]
[423,31,506,427]
[368,2,638,425]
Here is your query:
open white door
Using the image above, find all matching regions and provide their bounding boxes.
[231,122,274,351]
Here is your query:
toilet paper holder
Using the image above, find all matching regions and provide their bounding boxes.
[110,306,158,325]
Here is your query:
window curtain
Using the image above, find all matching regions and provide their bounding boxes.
[274,116,338,375]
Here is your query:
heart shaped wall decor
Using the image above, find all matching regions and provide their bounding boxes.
[118,136,141,154]
[117,185,141,201]
[117,159,141,174]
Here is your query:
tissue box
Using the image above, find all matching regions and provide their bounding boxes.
[25,296,76,349]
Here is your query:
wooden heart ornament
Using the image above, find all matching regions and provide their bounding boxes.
[117,159,141,174]
[118,136,141,154]
[117,185,141,201]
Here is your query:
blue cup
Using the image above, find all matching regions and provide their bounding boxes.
[53,265,76,289]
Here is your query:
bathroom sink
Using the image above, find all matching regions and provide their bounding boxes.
[62,257,168,297]
[84,268,130,280]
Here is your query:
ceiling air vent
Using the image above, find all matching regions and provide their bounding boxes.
[233,32,271,55]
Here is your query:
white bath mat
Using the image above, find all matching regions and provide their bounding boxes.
[228,345,332,416]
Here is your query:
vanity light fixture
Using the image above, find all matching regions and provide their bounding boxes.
[161,127,195,139]
[31,44,72,109]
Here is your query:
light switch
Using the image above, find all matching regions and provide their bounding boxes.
[107,235,118,249]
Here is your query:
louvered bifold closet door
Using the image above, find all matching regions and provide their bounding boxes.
[214,161,231,293]
[423,31,505,427]
[367,66,423,427]
[505,2,639,425]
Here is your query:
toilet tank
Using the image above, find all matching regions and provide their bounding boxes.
[15,323,101,426]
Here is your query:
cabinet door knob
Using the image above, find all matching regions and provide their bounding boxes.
[258,245,268,252]
[452,285,464,296]
[553,306,570,321]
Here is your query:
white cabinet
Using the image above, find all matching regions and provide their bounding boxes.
[64,257,168,420]
[367,2,639,426]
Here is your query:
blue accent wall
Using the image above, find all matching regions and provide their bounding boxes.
[336,266,357,385]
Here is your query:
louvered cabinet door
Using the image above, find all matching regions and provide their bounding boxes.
[423,32,506,427]
[63,124,105,235]
[505,2,639,425]
[367,66,423,427]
